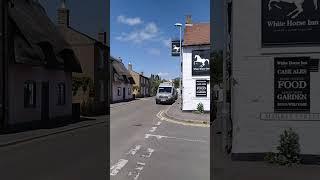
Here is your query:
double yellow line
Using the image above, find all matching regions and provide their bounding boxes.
[156,109,210,128]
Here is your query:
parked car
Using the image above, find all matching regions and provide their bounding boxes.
[156,82,176,104]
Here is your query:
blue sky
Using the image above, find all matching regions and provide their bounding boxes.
[41,0,106,42]
[111,0,210,80]
[40,0,210,80]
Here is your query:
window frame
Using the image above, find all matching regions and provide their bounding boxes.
[57,82,66,106]
[117,87,121,96]
[24,81,36,108]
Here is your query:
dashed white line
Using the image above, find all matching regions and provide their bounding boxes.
[110,159,128,176]
[145,133,207,143]
[128,162,145,180]
[126,145,141,156]
[142,148,154,158]
[145,133,167,139]
[149,127,157,132]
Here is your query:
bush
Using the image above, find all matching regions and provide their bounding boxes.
[196,102,204,113]
[265,128,301,166]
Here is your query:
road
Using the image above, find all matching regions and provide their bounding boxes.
[0,120,107,180]
[110,97,210,180]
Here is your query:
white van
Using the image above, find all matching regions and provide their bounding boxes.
[155,82,177,104]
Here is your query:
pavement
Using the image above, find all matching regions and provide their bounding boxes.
[164,98,210,124]
[0,117,108,180]
[0,116,106,147]
[110,96,209,180]
[213,104,320,180]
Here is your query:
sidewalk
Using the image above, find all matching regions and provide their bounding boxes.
[0,116,107,147]
[164,98,210,124]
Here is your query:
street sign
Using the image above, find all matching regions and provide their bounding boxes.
[196,80,208,97]
[192,50,210,76]
[171,40,180,56]
[274,57,310,112]
[262,0,320,46]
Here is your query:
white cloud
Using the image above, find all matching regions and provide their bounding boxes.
[116,22,159,43]
[147,48,161,55]
[158,72,169,77]
[117,15,143,26]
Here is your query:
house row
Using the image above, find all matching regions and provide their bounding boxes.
[0,0,109,129]
[109,57,151,103]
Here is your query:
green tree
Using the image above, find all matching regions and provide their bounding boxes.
[173,77,180,89]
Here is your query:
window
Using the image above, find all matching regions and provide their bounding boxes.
[24,81,36,108]
[99,80,105,102]
[57,83,66,105]
[158,87,172,93]
[99,49,104,69]
[128,88,131,95]
[117,87,121,96]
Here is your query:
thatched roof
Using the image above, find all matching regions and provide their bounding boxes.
[8,0,82,72]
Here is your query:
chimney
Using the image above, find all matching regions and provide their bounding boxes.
[98,31,107,44]
[128,63,132,71]
[141,72,144,76]
[57,0,70,27]
[185,15,192,26]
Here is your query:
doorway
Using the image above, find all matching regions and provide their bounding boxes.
[41,81,49,121]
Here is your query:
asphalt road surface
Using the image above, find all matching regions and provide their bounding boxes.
[0,121,107,180]
[110,97,210,180]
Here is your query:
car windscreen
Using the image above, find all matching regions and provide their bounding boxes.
[158,87,172,93]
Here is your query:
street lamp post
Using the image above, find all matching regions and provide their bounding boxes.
[174,23,182,110]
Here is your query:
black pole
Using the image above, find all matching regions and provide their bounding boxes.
[1,0,8,129]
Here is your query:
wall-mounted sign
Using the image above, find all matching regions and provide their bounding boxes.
[274,57,310,112]
[171,40,181,56]
[196,80,207,97]
[261,112,320,121]
[192,50,210,76]
[262,0,320,46]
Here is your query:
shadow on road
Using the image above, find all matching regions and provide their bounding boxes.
[0,117,97,135]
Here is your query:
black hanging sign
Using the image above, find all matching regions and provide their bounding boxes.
[262,0,320,46]
[274,57,310,112]
[192,50,210,76]
[171,40,181,56]
[196,80,208,97]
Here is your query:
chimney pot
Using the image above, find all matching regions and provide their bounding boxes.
[98,32,107,44]
[186,15,192,26]
[128,63,132,71]
[57,1,70,27]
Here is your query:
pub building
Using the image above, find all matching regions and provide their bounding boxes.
[216,0,320,163]
[181,16,210,112]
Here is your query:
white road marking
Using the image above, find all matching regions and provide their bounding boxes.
[142,148,154,158]
[145,133,207,143]
[110,159,128,176]
[126,145,141,156]
[149,127,157,132]
[145,133,167,139]
[156,121,161,126]
[128,162,145,180]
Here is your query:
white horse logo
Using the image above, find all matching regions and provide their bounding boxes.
[173,45,180,52]
[268,0,318,19]
[194,55,209,68]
